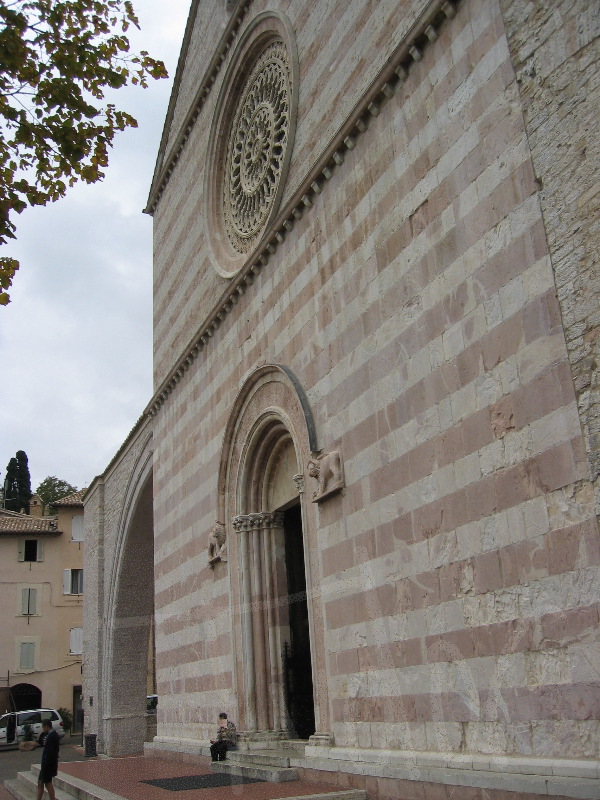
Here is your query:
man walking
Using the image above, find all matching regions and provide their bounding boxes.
[37,719,59,800]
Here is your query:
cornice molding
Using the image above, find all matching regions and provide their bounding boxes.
[145,0,459,419]
[145,0,252,214]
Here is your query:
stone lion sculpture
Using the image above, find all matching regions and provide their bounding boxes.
[208,521,227,564]
[307,451,344,502]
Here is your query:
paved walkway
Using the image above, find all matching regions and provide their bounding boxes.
[58,755,342,800]
[0,737,86,799]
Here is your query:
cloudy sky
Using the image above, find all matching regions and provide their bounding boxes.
[0,1,191,494]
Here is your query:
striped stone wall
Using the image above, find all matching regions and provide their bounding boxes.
[152,0,459,387]
[149,0,599,777]
[500,0,600,508]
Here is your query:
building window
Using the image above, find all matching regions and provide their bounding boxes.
[71,515,84,542]
[63,569,83,595]
[69,627,83,655]
[18,539,44,562]
[21,588,37,616]
[19,642,35,670]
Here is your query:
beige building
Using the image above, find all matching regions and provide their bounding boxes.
[0,492,85,729]
[84,0,599,797]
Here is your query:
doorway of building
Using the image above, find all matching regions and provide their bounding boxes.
[72,685,83,733]
[282,504,315,740]
[11,683,41,711]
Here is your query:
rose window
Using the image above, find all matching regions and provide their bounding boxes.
[223,41,291,253]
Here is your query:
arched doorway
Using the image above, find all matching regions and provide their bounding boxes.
[219,366,329,743]
[11,683,41,711]
[102,462,155,756]
[281,502,315,739]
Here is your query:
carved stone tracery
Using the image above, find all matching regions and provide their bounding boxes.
[204,13,298,279]
[224,40,292,253]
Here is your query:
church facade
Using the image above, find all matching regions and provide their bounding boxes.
[84,0,600,796]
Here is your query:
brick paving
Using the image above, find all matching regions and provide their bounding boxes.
[59,755,343,800]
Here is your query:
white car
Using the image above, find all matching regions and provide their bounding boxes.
[0,709,65,747]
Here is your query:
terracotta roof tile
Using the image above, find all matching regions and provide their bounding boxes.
[51,489,86,507]
[0,507,28,518]
[0,515,61,535]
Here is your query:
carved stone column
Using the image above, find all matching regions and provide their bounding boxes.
[232,514,258,730]
[233,511,285,734]
[251,519,268,730]
[259,511,286,733]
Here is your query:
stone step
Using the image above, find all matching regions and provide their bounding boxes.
[211,769,367,800]
[270,795,366,800]
[4,772,76,800]
[276,739,308,755]
[4,777,36,800]
[30,765,123,800]
[257,793,367,800]
[210,759,299,783]
[228,749,293,767]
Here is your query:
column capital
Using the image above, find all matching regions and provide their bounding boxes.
[232,511,284,531]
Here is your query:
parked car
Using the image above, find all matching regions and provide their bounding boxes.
[0,709,65,747]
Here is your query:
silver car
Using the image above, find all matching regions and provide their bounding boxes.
[0,709,65,747]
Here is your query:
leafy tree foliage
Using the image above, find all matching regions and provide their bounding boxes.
[35,474,78,512]
[0,0,168,305]
[3,449,32,512]
[56,706,73,731]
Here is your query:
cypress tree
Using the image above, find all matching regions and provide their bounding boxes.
[4,451,32,513]
[16,451,32,514]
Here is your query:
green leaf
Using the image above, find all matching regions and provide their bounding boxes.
[0,0,168,305]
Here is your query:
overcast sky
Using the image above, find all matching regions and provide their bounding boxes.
[0,1,191,494]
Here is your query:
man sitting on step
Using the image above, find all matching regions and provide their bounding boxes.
[210,712,237,761]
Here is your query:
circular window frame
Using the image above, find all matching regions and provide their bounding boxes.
[204,11,299,279]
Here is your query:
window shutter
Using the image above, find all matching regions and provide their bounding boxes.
[29,588,37,615]
[69,627,83,654]
[63,569,71,595]
[36,539,44,562]
[21,589,29,615]
[72,515,84,542]
[18,540,25,562]
[19,642,35,669]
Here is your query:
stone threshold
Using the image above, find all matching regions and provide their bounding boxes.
[304,746,600,780]
[145,737,211,757]
[298,747,600,799]
[146,740,600,799]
